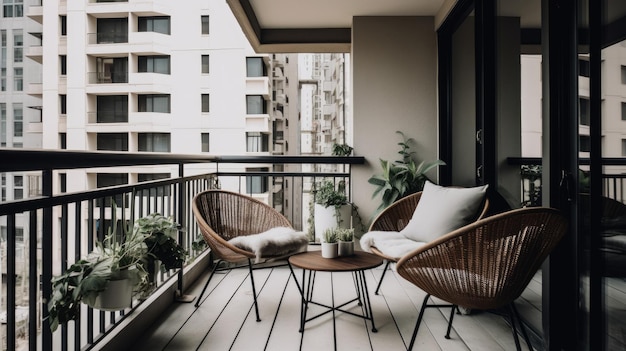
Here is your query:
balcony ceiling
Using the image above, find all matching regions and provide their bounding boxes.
[226,0,543,53]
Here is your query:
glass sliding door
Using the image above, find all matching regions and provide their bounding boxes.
[579,0,626,349]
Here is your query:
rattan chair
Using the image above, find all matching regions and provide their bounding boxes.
[395,207,568,351]
[192,189,306,321]
[368,191,490,294]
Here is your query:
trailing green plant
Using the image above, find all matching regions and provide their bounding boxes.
[47,205,186,332]
[315,179,348,209]
[368,131,445,213]
[48,208,148,332]
[138,213,186,271]
[322,228,338,243]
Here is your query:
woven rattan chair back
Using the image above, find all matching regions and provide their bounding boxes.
[395,206,568,350]
[192,189,292,263]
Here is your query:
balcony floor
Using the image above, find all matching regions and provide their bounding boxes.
[133,251,534,351]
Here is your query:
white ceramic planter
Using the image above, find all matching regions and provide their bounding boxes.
[338,241,354,256]
[321,242,339,258]
[314,203,352,242]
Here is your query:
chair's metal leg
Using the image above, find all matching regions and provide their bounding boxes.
[408,294,430,351]
[194,259,223,307]
[507,304,523,351]
[247,259,261,322]
[375,260,391,295]
[511,303,533,350]
[445,305,457,339]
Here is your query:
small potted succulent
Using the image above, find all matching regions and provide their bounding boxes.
[321,228,339,258]
[336,228,355,257]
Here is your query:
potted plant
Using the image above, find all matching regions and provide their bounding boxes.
[47,210,186,332]
[368,131,445,214]
[138,213,187,288]
[321,228,339,258]
[314,179,352,242]
[336,228,355,257]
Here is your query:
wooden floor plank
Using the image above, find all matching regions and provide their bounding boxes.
[196,268,273,350]
[135,257,547,351]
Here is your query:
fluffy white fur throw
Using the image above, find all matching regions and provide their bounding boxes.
[229,227,308,263]
[359,231,426,260]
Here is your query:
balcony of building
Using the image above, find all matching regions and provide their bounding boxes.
[27,82,42,96]
[0,149,564,351]
[25,45,43,64]
[26,3,43,24]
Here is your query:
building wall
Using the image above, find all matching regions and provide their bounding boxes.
[352,16,438,223]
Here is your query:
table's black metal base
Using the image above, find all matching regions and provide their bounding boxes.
[289,264,377,350]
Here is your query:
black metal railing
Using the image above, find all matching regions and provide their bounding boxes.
[0,149,364,351]
[508,157,626,205]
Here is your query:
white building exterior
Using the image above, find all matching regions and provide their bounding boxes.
[35,0,274,200]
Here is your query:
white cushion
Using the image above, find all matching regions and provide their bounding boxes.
[360,231,426,260]
[229,227,308,263]
[400,181,488,243]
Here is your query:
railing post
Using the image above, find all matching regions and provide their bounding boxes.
[42,169,53,350]
[176,163,194,303]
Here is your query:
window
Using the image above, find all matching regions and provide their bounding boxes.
[201,55,209,74]
[579,59,590,78]
[60,55,67,75]
[59,173,66,193]
[59,133,66,149]
[138,94,170,113]
[138,16,170,35]
[580,135,591,152]
[246,132,269,152]
[246,57,265,77]
[138,133,170,152]
[0,173,4,201]
[14,175,23,200]
[97,95,128,123]
[201,133,209,152]
[622,139,626,156]
[60,15,67,36]
[246,95,266,114]
[246,168,269,194]
[60,95,66,115]
[97,173,128,206]
[97,18,128,44]
[3,0,23,18]
[138,55,170,74]
[14,67,22,91]
[201,94,210,113]
[96,95,128,123]
[0,103,5,147]
[622,65,626,85]
[138,173,170,182]
[623,102,626,121]
[13,103,22,137]
[579,98,590,126]
[95,57,127,83]
[201,16,209,35]
[97,133,128,151]
[13,30,22,63]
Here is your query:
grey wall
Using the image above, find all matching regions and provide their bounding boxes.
[351,17,438,228]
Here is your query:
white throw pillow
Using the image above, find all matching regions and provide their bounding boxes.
[400,181,488,243]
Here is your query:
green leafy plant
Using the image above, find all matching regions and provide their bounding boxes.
[138,213,186,271]
[47,208,186,332]
[332,143,353,156]
[368,131,445,213]
[315,179,348,209]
